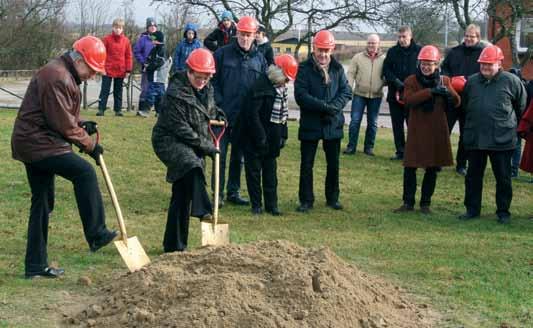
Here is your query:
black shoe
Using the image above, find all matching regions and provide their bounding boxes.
[115,111,124,117]
[511,169,518,178]
[266,207,282,216]
[420,206,432,214]
[393,204,414,213]
[227,194,249,206]
[296,203,313,213]
[96,110,104,116]
[390,154,403,160]
[200,213,212,222]
[25,267,65,279]
[363,149,375,156]
[458,212,479,221]
[90,229,118,252]
[326,201,343,210]
[456,167,467,176]
[343,147,356,155]
[497,214,511,224]
[251,207,263,215]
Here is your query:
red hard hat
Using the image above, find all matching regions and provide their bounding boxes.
[477,45,504,64]
[417,45,441,62]
[186,48,216,74]
[274,54,298,81]
[236,16,258,33]
[313,30,335,50]
[73,36,106,74]
[451,76,467,93]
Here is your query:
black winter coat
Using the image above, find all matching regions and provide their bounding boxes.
[441,42,485,78]
[294,56,352,141]
[256,41,274,66]
[235,75,288,158]
[152,71,225,183]
[204,22,237,52]
[383,41,422,102]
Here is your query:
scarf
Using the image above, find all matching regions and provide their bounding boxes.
[311,54,331,85]
[270,86,289,124]
[415,67,440,112]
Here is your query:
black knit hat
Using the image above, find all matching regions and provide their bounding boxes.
[146,17,156,29]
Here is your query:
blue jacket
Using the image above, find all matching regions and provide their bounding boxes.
[294,56,352,141]
[172,38,202,72]
[133,32,155,65]
[213,41,268,126]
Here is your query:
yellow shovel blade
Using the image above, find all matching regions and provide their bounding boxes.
[201,220,230,246]
[114,236,151,272]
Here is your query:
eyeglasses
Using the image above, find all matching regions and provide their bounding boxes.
[191,71,213,83]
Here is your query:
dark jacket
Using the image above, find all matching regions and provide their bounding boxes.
[441,42,485,78]
[11,53,95,163]
[463,71,527,151]
[383,41,422,102]
[152,71,225,183]
[403,72,460,168]
[294,56,352,141]
[213,41,268,127]
[204,22,237,52]
[236,74,288,158]
[256,39,274,66]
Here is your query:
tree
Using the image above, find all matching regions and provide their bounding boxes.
[75,0,111,36]
[0,0,68,69]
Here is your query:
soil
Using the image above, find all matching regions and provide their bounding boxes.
[62,240,438,327]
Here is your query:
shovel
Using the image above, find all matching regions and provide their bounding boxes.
[201,120,230,246]
[96,131,151,272]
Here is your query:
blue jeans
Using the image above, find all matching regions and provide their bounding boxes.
[512,135,522,173]
[146,82,165,113]
[347,95,382,151]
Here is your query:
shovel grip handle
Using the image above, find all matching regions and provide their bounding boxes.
[208,120,226,148]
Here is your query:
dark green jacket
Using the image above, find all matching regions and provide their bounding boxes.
[463,71,527,151]
[152,71,224,183]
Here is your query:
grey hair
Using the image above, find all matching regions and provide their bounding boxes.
[69,50,83,62]
[267,65,286,85]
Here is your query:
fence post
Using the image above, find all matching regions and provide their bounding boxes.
[83,81,88,110]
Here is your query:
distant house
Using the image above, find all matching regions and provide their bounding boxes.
[488,0,533,79]
[272,30,397,59]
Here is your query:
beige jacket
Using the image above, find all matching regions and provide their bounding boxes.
[347,50,386,98]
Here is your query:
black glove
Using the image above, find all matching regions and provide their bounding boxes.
[200,144,219,158]
[323,103,337,116]
[393,78,404,91]
[431,86,449,96]
[280,138,287,149]
[89,144,104,165]
[79,121,98,136]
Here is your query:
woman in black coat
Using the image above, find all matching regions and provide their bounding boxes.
[152,49,224,252]
[236,54,298,216]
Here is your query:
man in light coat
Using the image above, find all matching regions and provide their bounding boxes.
[344,34,386,156]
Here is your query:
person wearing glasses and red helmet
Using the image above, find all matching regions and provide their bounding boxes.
[236,54,298,216]
[393,45,460,215]
[152,48,225,252]
[11,36,118,279]
[294,30,352,213]
[459,45,526,224]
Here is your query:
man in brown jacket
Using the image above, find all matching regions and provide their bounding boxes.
[11,36,117,279]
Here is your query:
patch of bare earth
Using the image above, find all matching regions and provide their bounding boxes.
[62,240,438,327]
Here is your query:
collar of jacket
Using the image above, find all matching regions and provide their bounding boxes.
[60,52,82,85]
[166,71,211,116]
[397,40,418,53]
[232,40,258,58]
[365,49,382,59]
[460,42,484,53]
[479,69,503,84]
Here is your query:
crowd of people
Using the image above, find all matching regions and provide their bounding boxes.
[10,12,533,277]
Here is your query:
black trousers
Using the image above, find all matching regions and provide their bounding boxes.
[299,139,340,205]
[388,100,408,156]
[24,153,107,274]
[446,108,467,169]
[243,152,278,210]
[98,75,124,112]
[164,168,212,252]
[403,167,439,207]
[211,127,244,199]
[464,149,513,217]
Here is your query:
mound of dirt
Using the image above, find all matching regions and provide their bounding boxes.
[64,240,437,327]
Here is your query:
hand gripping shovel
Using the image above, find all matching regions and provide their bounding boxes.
[96,131,151,272]
[201,120,230,246]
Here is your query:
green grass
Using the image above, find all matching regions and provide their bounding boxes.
[1,109,532,327]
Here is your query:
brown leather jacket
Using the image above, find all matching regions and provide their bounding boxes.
[11,54,95,163]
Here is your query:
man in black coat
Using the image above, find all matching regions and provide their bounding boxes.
[204,10,237,52]
[294,30,352,212]
[383,26,421,160]
[255,24,274,66]
[441,24,485,176]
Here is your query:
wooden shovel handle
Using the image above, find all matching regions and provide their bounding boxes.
[99,155,128,243]
[209,120,225,126]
